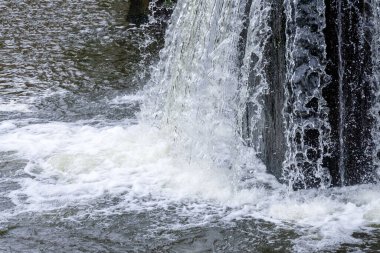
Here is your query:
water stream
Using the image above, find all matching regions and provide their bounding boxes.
[1,0,380,252]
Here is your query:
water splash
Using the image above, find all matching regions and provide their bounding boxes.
[141,0,260,185]
[2,1,380,251]
[143,0,380,189]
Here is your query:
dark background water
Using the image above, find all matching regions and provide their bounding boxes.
[0,0,166,123]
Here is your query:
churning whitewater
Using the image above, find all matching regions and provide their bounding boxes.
[1,0,380,252]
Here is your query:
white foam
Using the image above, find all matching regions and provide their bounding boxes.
[0,0,379,251]
[0,121,17,132]
[1,121,380,252]
[109,94,144,105]
[0,122,246,207]
[0,101,31,112]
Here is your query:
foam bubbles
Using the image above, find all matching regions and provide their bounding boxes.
[0,122,380,252]
[0,101,31,112]
[0,122,244,208]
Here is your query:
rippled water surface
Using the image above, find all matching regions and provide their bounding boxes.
[1,1,380,253]
[0,0,162,122]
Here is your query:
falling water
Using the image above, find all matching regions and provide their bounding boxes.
[142,0,379,189]
[372,0,380,176]
[336,0,345,186]
[1,0,380,252]
[141,0,251,180]
[282,0,331,189]
[239,0,271,152]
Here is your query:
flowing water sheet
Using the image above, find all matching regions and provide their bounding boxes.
[1,0,380,252]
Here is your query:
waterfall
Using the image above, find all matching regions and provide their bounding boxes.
[239,0,271,172]
[282,0,331,189]
[372,0,380,177]
[336,0,345,186]
[141,0,251,178]
[323,0,376,186]
[142,0,380,189]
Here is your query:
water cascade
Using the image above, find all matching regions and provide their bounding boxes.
[143,0,380,189]
[3,1,380,251]
[142,0,249,176]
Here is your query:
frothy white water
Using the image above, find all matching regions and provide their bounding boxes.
[141,0,254,182]
[0,122,238,205]
[1,121,380,252]
[138,0,380,250]
[0,100,32,112]
[109,94,144,105]
[1,0,380,252]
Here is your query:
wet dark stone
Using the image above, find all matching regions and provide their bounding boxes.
[240,0,286,181]
[305,97,319,112]
[259,0,287,181]
[283,0,331,190]
[237,0,254,67]
[295,153,304,162]
[241,0,378,189]
[127,0,176,27]
[291,162,321,189]
[306,148,319,162]
[151,0,177,24]
[127,0,150,25]
[254,0,378,189]
[295,131,302,145]
[323,0,376,186]
[304,129,319,147]
[300,161,322,188]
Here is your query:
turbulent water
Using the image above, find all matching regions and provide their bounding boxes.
[1,0,380,252]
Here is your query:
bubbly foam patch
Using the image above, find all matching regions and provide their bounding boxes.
[0,101,31,112]
[0,122,246,206]
[109,94,144,105]
[0,121,380,252]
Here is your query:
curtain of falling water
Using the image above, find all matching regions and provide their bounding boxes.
[141,0,251,177]
[142,0,380,189]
